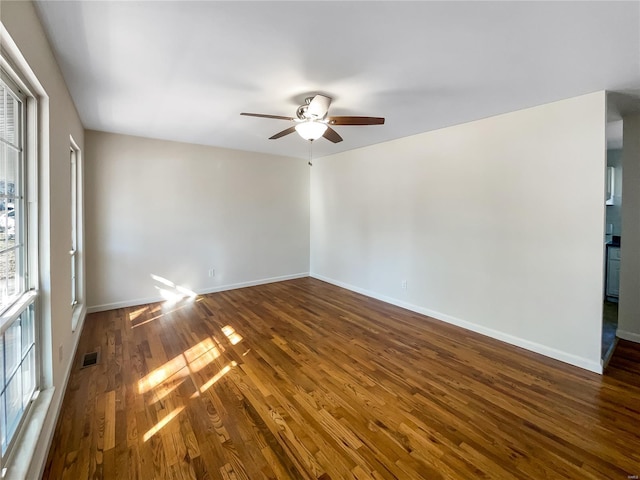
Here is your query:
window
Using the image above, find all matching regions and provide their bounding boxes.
[70,142,78,311]
[0,76,25,310]
[0,71,38,470]
[70,136,83,331]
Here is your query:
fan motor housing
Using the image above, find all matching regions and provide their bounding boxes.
[296,105,309,119]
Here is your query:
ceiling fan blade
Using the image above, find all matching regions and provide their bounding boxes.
[307,95,332,118]
[328,116,385,126]
[322,126,343,143]
[269,126,297,140]
[241,112,295,121]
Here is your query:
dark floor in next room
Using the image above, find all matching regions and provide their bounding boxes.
[602,300,618,359]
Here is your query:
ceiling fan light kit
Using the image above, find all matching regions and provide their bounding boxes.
[295,120,328,141]
[241,94,385,144]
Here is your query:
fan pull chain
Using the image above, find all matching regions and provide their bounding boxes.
[308,139,313,167]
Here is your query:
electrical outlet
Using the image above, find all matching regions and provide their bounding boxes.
[401,280,407,290]
[208,268,215,278]
[59,344,63,362]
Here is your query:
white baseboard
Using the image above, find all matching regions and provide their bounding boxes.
[617,329,640,343]
[311,273,603,375]
[87,272,309,313]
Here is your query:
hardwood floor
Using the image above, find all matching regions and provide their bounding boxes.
[43,277,640,479]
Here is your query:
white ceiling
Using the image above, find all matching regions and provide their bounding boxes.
[34,1,640,159]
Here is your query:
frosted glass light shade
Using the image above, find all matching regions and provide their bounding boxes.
[295,121,327,140]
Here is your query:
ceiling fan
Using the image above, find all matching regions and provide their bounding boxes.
[241,94,385,143]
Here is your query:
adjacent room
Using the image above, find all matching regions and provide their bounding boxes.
[0,1,639,479]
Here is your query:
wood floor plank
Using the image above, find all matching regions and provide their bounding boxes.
[44,277,640,479]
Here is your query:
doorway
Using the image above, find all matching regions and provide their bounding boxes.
[602,122,623,363]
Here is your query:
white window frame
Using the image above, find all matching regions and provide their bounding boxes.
[69,137,81,332]
[0,72,26,312]
[0,66,39,476]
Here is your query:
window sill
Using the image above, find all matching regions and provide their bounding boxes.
[0,290,37,334]
[3,387,55,480]
[71,302,85,333]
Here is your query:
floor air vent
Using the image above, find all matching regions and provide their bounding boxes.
[81,351,99,368]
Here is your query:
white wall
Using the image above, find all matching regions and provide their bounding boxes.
[85,131,310,311]
[311,92,607,373]
[619,114,640,343]
[1,2,85,478]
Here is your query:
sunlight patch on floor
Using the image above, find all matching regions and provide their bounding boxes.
[134,306,247,441]
[149,374,188,404]
[139,355,187,394]
[195,361,238,397]
[150,273,197,306]
[131,302,193,328]
[138,336,222,394]
[143,406,185,442]
[128,306,148,321]
[222,325,243,345]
